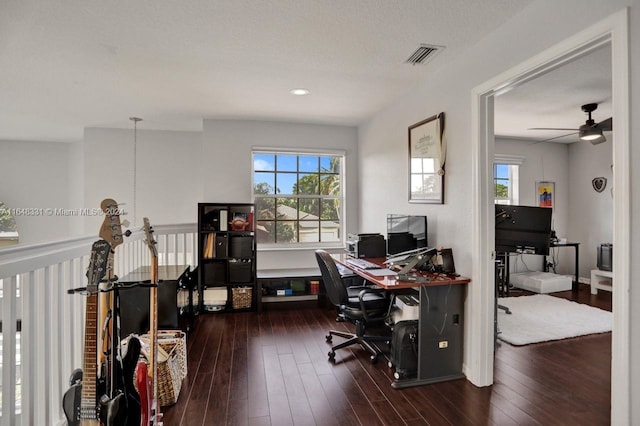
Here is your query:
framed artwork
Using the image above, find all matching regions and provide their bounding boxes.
[536,181,554,208]
[408,112,445,203]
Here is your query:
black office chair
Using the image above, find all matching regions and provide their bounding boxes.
[315,250,390,363]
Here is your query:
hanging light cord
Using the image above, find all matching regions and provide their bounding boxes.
[130,117,142,226]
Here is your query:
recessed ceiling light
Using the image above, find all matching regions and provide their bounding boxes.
[290,88,310,96]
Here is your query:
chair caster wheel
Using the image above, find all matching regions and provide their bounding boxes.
[370,355,378,364]
[328,351,336,362]
[388,361,393,369]
[394,371,402,380]
[326,334,332,343]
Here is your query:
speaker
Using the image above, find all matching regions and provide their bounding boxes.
[597,243,612,272]
[441,248,456,274]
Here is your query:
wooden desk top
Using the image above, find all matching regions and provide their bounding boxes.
[333,253,470,290]
[120,264,189,283]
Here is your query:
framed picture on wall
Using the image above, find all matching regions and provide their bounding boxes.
[408,112,445,204]
[536,181,554,208]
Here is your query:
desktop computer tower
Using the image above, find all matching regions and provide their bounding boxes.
[390,320,419,379]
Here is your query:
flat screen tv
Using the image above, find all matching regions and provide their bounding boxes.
[495,205,552,255]
[386,214,427,255]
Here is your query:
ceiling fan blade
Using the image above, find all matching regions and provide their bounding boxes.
[596,117,613,131]
[529,131,579,144]
[590,134,607,145]
[528,127,580,131]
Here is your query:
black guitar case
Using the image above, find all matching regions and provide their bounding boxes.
[112,335,142,426]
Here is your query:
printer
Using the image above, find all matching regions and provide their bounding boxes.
[346,233,386,258]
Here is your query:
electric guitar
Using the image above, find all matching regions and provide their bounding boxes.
[97,198,141,426]
[139,217,163,425]
[62,239,111,425]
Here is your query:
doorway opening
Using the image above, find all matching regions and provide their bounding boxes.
[471,9,629,424]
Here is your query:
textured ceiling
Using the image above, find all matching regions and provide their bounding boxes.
[494,43,612,143]
[1,0,534,142]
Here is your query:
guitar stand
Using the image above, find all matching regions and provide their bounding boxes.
[101,280,124,402]
[99,280,156,399]
[68,278,156,423]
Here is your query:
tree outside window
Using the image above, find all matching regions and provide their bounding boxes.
[253,152,343,245]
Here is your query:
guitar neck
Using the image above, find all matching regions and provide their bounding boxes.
[80,293,99,419]
[149,256,159,395]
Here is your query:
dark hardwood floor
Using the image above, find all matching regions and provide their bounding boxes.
[162,284,612,425]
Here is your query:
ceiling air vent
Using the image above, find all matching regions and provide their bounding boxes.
[405,44,444,65]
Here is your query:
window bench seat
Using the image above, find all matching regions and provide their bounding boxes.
[256,268,323,312]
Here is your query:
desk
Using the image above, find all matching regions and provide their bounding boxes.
[333,253,470,389]
[119,265,192,335]
[546,242,580,291]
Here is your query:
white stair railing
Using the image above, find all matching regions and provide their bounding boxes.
[0,223,197,426]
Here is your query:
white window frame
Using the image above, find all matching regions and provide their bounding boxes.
[251,147,346,250]
[494,154,523,205]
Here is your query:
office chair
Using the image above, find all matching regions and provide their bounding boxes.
[315,250,390,363]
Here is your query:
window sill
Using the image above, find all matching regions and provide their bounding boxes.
[257,243,344,252]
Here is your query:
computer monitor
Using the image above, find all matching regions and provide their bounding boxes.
[495,205,553,255]
[386,214,427,255]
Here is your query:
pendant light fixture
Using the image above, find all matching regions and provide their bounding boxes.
[130,117,142,226]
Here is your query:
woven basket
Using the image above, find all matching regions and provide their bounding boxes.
[140,330,187,407]
[231,286,252,309]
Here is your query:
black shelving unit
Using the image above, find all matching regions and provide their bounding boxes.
[198,202,256,312]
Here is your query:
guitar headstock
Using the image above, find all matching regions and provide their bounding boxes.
[99,198,128,248]
[86,239,111,294]
[143,217,158,259]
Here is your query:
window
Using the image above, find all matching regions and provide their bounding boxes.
[494,160,521,205]
[0,202,19,247]
[252,151,344,246]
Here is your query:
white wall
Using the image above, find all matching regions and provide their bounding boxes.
[568,138,613,278]
[202,119,359,270]
[494,136,614,282]
[629,2,640,422]
[357,0,638,413]
[495,138,574,276]
[83,127,203,235]
[0,140,77,244]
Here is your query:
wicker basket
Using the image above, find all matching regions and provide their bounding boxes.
[231,286,252,309]
[140,330,187,407]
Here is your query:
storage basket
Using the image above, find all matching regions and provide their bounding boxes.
[231,286,252,309]
[140,330,187,406]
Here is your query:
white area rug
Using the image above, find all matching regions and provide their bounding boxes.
[497,294,612,346]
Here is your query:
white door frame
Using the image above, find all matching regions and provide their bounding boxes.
[470,8,630,424]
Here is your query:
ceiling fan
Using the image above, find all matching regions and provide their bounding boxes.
[529,103,612,145]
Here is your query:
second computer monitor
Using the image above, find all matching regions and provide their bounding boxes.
[386,214,427,255]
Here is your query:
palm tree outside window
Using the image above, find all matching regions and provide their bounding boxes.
[252,151,344,246]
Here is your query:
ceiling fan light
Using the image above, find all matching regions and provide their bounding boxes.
[579,125,603,141]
